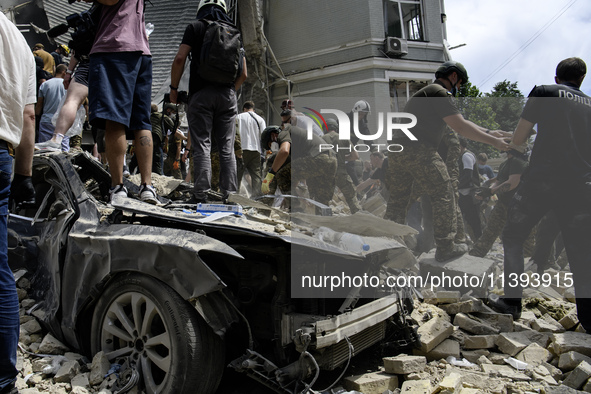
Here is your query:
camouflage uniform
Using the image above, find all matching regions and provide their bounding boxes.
[322,130,361,213]
[386,143,457,250]
[440,129,466,244]
[163,134,182,180]
[69,134,83,153]
[469,199,536,257]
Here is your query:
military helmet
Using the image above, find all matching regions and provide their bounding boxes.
[197,0,227,13]
[325,118,339,132]
[261,126,281,150]
[435,60,469,83]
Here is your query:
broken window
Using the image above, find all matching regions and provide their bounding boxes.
[384,0,424,41]
[389,79,429,111]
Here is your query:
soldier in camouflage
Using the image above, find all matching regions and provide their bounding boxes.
[384,61,510,262]
[322,118,362,213]
[261,124,337,206]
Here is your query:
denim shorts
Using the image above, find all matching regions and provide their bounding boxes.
[88,52,152,136]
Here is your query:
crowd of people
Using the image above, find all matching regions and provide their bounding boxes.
[1,0,590,391]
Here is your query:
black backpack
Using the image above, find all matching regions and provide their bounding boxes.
[198,19,243,85]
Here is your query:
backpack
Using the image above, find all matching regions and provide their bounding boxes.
[198,19,243,85]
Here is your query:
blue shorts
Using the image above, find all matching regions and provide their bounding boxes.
[88,52,152,136]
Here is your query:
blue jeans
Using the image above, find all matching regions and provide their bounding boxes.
[0,148,17,390]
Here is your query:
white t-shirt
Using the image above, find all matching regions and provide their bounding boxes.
[459,151,476,195]
[236,110,266,152]
[0,12,36,148]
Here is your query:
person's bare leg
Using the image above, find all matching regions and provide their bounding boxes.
[105,120,127,187]
[52,81,88,143]
[133,129,153,186]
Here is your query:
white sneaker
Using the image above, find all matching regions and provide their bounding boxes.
[35,140,61,151]
[109,184,128,202]
[139,184,159,205]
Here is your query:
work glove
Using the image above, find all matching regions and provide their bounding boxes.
[10,174,36,210]
[475,187,493,198]
[261,172,275,195]
[173,160,180,171]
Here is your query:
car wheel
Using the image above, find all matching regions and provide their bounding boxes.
[91,273,224,394]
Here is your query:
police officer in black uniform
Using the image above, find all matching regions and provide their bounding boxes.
[490,57,591,329]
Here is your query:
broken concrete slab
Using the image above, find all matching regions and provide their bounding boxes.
[562,360,591,390]
[463,335,498,349]
[439,300,484,316]
[481,364,531,381]
[54,360,80,383]
[559,351,591,372]
[542,385,583,394]
[89,351,111,386]
[38,334,69,355]
[559,309,579,331]
[343,371,398,394]
[532,314,566,333]
[453,313,500,335]
[419,253,495,296]
[434,372,462,393]
[471,312,513,333]
[435,291,462,304]
[515,343,552,366]
[461,350,490,365]
[411,303,451,326]
[496,331,551,357]
[551,332,591,357]
[383,354,426,375]
[417,317,454,353]
[400,379,431,393]
[414,339,461,361]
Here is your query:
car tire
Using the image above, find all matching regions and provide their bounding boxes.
[90,272,224,394]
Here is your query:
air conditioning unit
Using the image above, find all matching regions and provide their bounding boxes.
[384,37,408,57]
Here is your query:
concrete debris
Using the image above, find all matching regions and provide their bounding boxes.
[11,237,589,394]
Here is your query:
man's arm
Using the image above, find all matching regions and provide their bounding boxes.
[356,178,377,193]
[35,97,44,117]
[491,174,521,195]
[14,104,36,176]
[511,118,535,146]
[170,44,191,104]
[270,141,290,173]
[235,57,247,91]
[444,114,510,151]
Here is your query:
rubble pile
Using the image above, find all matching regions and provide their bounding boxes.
[340,247,589,394]
[12,271,135,394]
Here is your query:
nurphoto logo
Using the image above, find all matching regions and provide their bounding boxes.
[304,108,419,153]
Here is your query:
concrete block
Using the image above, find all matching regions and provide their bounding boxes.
[415,339,460,361]
[89,351,111,386]
[518,310,537,326]
[543,385,582,394]
[472,312,514,333]
[480,364,531,381]
[562,360,591,389]
[343,371,398,394]
[459,389,484,394]
[515,342,552,366]
[582,377,591,393]
[400,379,431,393]
[463,335,498,349]
[559,310,579,331]
[436,291,462,304]
[532,314,566,333]
[559,351,591,371]
[383,355,426,375]
[439,300,484,316]
[488,352,511,365]
[38,333,69,355]
[513,321,532,332]
[496,331,550,356]
[453,313,499,335]
[551,332,591,357]
[54,360,80,383]
[417,317,454,353]
[419,253,495,296]
[436,372,462,393]
[477,355,492,365]
[461,350,490,364]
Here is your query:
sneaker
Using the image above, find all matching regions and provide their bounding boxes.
[139,184,159,205]
[109,184,128,202]
[487,294,522,320]
[435,243,468,262]
[35,140,61,151]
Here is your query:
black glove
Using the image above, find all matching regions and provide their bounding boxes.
[10,174,35,209]
[475,187,493,198]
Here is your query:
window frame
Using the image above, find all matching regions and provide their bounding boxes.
[383,0,426,42]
